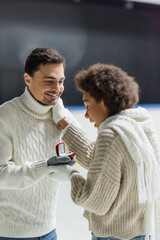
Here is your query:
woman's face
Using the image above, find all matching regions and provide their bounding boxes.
[83,92,109,128]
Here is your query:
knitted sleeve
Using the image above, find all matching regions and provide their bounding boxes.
[0,106,48,189]
[70,129,122,215]
[62,124,95,169]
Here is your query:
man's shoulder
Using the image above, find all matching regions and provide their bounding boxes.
[0,96,21,117]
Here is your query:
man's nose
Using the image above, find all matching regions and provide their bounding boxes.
[52,82,60,91]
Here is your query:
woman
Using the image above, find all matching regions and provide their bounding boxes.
[52,63,160,240]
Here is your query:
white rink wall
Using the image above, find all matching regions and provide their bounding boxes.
[69,105,160,142]
[56,106,160,240]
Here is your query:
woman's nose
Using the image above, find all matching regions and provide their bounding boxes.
[85,110,89,119]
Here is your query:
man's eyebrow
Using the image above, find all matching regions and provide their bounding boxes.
[43,76,56,80]
[83,99,88,103]
[43,76,65,80]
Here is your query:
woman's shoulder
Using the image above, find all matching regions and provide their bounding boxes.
[97,128,126,151]
[98,128,118,139]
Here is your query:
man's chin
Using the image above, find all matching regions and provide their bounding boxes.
[51,99,58,105]
[43,98,59,106]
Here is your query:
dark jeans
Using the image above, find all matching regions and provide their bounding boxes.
[91,233,146,240]
[0,229,57,240]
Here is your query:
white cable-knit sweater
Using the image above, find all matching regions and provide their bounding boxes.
[0,87,62,238]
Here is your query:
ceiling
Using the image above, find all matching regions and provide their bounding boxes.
[128,0,160,5]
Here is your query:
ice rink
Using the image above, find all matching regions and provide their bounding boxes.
[56,106,160,240]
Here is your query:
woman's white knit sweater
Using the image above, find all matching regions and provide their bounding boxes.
[62,107,160,238]
[63,125,145,238]
[0,87,62,238]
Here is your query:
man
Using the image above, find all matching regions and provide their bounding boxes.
[0,47,78,239]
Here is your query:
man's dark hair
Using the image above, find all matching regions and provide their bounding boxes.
[25,47,65,76]
[74,63,139,116]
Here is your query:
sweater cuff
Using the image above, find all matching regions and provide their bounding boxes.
[34,160,48,179]
[70,171,80,179]
[63,123,76,139]
[61,124,70,137]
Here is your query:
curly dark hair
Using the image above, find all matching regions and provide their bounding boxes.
[74,63,139,116]
[25,47,65,76]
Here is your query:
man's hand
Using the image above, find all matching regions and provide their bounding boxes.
[52,97,81,129]
[67,155,76,166]
[47,154,76,166]
[52,98,67,124]
[49,165,79,182]
[47,155,71,166]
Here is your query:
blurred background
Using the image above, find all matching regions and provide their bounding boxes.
[0,0,160,106]
[0,0,160,239]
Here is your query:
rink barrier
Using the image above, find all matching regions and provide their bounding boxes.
[67,104,160,111]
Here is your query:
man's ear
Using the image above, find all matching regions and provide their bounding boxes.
[24,73,31,86]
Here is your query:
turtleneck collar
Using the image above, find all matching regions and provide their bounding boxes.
[20,87,53,119]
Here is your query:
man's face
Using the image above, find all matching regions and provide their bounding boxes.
[24,63,65,105]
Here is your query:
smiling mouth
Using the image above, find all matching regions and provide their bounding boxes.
[45,92,59,98]
[89,119,94,123]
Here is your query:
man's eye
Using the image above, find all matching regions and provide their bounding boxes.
[46,81,53,84]
[59,80,64,84]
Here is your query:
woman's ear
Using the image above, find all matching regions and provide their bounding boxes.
[101,100,110,118]
[24,73,31,86]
